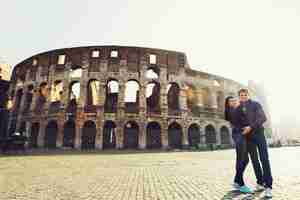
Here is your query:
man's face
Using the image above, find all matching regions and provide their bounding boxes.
[239,92,249,103]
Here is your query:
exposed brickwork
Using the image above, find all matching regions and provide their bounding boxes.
[8,46,245,150]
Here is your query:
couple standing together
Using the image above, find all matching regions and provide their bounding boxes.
[224,89,273,198]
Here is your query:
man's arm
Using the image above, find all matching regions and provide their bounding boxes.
[249,102,267,130]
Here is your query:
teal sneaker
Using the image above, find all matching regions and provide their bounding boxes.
[239,185,253,194]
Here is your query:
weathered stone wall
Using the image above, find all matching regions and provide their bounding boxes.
[8,46,244,150]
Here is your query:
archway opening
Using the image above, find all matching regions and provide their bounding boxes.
[146,82,160,114]
[146,122,161,149]
[220,126,231,145]
[104,80,119,113]
[63,120,76,148]
[167,83,180,115]
[85,79,100,113]
[168,122,182,149]
[205,125,217,144]
[123,121,139,149]
[103,121,117,149]
[124,80,139,113]
[188,124,200,147]
[81,121,96,150]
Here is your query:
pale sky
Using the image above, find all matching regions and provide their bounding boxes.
[1,0,300,125]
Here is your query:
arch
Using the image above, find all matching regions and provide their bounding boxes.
[63,120,76,148]
[85,79,100,112]
[220,126,231,145]
[145,67,159,79]
[44,120,58,148]
[123,121,139,149]
[66,81,80,113]
[188,123,200,147]
[104,79,119,113]
[124,80,140,113]
[103,121,117,149]
[146,122,162,149]
[168,122,183,149]
[205,125,217,144]
[49,80,63,114]
[146,81,160,113]
[29,123,39,148]
[81,120,96,150]
[167,82,180,115]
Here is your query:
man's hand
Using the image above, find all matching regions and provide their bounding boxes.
[242,126,252,135]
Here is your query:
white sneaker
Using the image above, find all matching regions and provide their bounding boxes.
[255,184,265,192]
[265,188,272,198]
[232,182,241,190]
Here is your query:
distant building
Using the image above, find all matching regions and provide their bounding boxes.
[0,79,10,138]
[0,63,12,81]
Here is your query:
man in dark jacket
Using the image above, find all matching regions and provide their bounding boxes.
[237,88,273,198]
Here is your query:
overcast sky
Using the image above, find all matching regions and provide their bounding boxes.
[1,0,299,125]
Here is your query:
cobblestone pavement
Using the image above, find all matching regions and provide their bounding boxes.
[0,147,299,200]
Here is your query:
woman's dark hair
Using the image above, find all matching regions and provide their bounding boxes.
[224,96,234,122]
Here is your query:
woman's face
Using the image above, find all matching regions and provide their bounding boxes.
[229,98,239,108]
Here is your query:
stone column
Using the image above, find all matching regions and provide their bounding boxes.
[37,120,46,147]
[138,121,146,149]
[74,120,83,149]
[182,124,189,148]
[78,68,88,108]
[95,120,103,150]
[61,64,71,110]
[161,121,169,149]
[56,116,65,148]
[216,126,221,145]
[209,89,218,109]
[116,122,124,149]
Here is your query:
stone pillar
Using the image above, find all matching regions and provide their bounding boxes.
[37,121,46,147]
[138,121,146,149]
[161,121,169,149]
[74,120,83,149]
[95,120,103,150]
[61,64,71,110]
[78,68,88,108]
[209,89,218,109]
[116,123,124,149]
[216,126,221,145]
[159,67,168,116]
[182,124,189,148]
[56,116,65,148]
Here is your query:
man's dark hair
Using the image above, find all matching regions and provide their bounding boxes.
[238,88,249,96]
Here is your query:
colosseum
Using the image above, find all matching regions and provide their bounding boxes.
[7,46,245,150]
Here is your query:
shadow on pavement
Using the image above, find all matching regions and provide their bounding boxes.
[221,190,268,200]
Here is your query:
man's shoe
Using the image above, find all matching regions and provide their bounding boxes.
[255,184,265,192]
[239,185,253,194]
[232,182,241,190]
[265,188,272,198]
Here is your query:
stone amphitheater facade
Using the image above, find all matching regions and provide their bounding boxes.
[8,46,244,150]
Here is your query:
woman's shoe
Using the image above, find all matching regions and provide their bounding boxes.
[239,185,253,194]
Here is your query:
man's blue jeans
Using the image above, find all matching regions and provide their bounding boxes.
[248,128,273,188]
